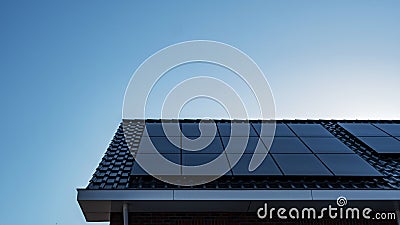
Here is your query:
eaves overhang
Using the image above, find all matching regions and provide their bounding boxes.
[77,189,400,222]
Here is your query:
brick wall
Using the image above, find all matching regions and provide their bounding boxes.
[110,212,396,225]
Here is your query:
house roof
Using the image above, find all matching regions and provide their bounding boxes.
[78,119,400,222]
[86,119,400,190]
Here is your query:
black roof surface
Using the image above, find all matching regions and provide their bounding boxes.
[86,120,400,190]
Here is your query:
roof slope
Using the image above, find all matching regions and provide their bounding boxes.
[86,120,400,190]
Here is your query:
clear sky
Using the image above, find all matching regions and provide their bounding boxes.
[0,1,399,224]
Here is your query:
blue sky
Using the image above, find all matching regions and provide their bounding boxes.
[0,1,399,224]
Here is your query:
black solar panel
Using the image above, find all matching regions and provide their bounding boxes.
[131,164,148,176]
[221,137,268,154]
[181,123,201,138]
[288,124,334,137]
[137,136,181,154]
[228,154,282,176]
[317,154,382,176]
[358,137,400,154]
[274,124,297,137]
[143,122,181,136]
[217,122,259,136]
[181,122,217,139]
[300,137,354,154]
[182,153,221,166]
[273,154,333,176]
[373,124,400,137]
[339,123,389,137]
[132,121,382,178]
[268,137,312,154]
[252,123,296,137]
[339,123,400,154]
[182,153,232,176]
[182,137,224,154]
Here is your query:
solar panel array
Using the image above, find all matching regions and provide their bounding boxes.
[132,122,383,177]
[339,123,400,154]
